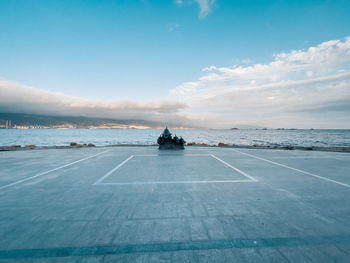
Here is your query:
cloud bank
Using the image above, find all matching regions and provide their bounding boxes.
[1,37,350,129]
[0,80,191,126]
[171,37,350,128]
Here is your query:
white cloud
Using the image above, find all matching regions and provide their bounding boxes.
[170,81,200,95]
[2,37,350,129]
[166,23,180,33]
[170,37,350,128]
[174,0,216,19]
[195,0,215,18]
[306,71,313,77]
[274,38,350,73]
[175,37,350,95]
[174,0,183,6]
[0,80,190,126]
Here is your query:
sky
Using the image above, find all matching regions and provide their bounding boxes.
[0,0,350,128]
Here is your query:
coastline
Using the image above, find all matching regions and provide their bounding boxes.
[1,143,349,153]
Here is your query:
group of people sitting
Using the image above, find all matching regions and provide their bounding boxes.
[157,127,186,146]
[157,134,185,145]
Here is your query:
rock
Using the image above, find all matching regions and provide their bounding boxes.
[305,147,313,151]
[24,144,35,148]
[218,142,228,147]
[70,142,83,147]
[253,144,259,147]
[283,145,294,150]
[88,143,95,147]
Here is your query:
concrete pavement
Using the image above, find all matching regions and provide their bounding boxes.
[0,146,350,262]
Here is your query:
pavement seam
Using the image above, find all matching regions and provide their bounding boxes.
[1,235,350,259]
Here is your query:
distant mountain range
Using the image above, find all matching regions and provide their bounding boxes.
[0,112,166,129]
[0,112,266,130]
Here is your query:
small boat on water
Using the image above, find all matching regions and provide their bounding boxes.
[157,127,185,150]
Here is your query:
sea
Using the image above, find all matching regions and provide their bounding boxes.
[0,128,350,148]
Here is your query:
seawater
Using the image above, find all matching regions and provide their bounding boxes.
[1,129,350,148]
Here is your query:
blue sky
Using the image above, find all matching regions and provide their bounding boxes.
[1,0,350,128]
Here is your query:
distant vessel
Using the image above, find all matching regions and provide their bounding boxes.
[157,127,185,150]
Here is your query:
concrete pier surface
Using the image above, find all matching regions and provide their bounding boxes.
[0,146,350,262]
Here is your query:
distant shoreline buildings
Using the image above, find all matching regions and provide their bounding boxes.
[0,119,181,129]
[0,120,13,129]
[0,119,48,129]
[0,113,194,130]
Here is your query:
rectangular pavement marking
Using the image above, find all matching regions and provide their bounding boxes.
[231,148,350,188]
[94,154,257,186]
[97,180,255,185]
[93,155,134,185]
[1,235,350,259]
[0,150,109,191]
[210,154,257,182]
[135,154,211,157]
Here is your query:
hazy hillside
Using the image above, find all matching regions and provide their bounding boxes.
[0,112,162,128]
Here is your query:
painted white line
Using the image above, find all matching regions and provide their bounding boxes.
[135,154,210,157]
[210,154,258,182]
[0,150,109,191]
[134,154,158,156]
[231,148,350,188]
[96,179,255,185]
[181,154,211,156]
[94,154,257,186]
[93,155,134,185]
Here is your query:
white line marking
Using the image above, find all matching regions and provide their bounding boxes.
[210,154,258,182]
[96,179,255,185]
[133,154,158,156]
[93,155,134,185]
[231,148,350,188]
[94,154,257,186]
[135,154,210,157]
[0,150,109,191]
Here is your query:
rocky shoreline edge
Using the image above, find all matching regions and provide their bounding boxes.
[0,142,349,153]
